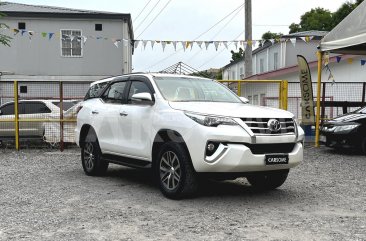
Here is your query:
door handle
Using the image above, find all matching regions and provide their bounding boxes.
[119,111,128,117]
[92,110,99,115]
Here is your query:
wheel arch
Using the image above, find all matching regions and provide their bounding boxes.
[79,124,96,147]
[151,129,192,167]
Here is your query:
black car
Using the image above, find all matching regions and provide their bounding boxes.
[320,106,366,154]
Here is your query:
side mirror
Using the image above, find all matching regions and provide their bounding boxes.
[131,92,154,105]
[239,97,249,104]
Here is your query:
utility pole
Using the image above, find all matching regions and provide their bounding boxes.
[244,0,253,78]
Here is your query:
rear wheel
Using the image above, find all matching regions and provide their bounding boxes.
[247,170,289,190]
[155,142,198,199]
[81,130,108,176]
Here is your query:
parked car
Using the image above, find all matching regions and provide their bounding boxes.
[75,74,304,199]
[320,106,366,154]
[0,100,60,140]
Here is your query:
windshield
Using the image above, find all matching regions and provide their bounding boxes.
[153,76,241,103]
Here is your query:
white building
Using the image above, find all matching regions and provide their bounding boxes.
[0,2,134,82]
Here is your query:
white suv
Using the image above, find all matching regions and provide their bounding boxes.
[75,74,304,199]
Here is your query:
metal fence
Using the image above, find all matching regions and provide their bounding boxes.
[0,80,91,151]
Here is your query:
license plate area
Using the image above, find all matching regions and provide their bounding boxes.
[265,154,289,165]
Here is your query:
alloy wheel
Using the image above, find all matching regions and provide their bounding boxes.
[159,151,181,190]
[83,142,95,171]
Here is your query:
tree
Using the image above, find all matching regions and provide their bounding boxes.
[289,8,333,33]
[0,7,12,46]
[289,0,365,33]
[261,31,283,41]
[230,47,244,62]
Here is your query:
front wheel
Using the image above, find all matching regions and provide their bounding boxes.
[247,169,289,190]
[155,142,198,199]
[81,131,108,176]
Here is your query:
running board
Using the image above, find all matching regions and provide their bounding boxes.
[102,154,152,169]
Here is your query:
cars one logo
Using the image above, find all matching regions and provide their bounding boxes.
[267,119,281,133]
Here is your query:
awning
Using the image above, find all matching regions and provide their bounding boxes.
[319,0,366,54]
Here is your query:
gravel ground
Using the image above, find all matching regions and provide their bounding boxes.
[0,146,365,241]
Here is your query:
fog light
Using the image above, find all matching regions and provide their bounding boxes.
[207,143,215,151]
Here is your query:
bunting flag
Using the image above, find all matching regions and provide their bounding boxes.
[247,40,252,46]
[82,36,87,44]
[28,31,34,40]
[290,38,296,47]
[204,41,210,50]
[361,60,366,66]
[214,41,220,51]
[347,58,353,64]
[223,41,228,49]
[123,39,128,47]
[336,56,342,63]
[13,29,19,35]
[48,33,54,40]
[181,41,186,51]
[323,52,330,66]
[41,32,47,38]
[21,30,27,36]
[234,41,238,49]
[196,41,203,49]
[134,40,140,49]
[150,40,155,49]
[143,40,148,49]
[161,41,167,51]
[172,41,177,51]
[270,39,275,45]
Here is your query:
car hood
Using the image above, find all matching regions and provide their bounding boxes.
[329,113,366,124]
[168,102,293,118]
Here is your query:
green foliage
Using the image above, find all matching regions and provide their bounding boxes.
[289,0,365,33]
[0,11,12,47]
[230,47,244,63]
[261,31,283,41]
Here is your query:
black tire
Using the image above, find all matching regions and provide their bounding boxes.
[247,169,289,190]
[81,129,108,176]
[155,142,198,199]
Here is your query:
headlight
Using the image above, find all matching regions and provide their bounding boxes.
[185,112,237,127]
[334,124,359,133]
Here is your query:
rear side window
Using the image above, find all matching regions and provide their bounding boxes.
[0,104,14,115]
[21,102,51,114]
[85,81,110,100]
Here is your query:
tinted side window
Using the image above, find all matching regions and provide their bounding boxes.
[22,102,51,114]
[128,81,152,103]
[102,82,127,104]
[0,104,14,115]
[85,81,110,100]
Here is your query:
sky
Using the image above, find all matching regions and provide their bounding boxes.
[8,0,348,72]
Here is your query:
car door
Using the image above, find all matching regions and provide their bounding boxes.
[0,103,15,138]
[92,79,129,153]
[20,102,52,137]
[115,76,156,159]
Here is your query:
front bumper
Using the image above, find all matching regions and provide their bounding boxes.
[320,132,361,149]
[184,123,303,173]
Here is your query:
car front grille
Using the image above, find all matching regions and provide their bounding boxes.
[241,118,295,135]
[243,143,296,154]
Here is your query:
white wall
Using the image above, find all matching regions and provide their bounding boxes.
[0,17,133,76]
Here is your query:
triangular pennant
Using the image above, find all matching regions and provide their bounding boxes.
[96,36,103,40]
[21,30,27,36]
[252,40,257,47]
[347,58,353,64]
[290,38,296,47]
[13,29,20,35]
[114,40,121,48]
[82,36,88,44]
[300,37,306,43]
[234,41,238,49]
[143,40,148,49]
[336,56,342,63]
[28,31,34,39]
[190,41,194,50]
[185,41,191,49]
[361,60,366,66]
[324,52,330,66]
[172,41,177,51]
[214,41,220,51]
[243,42,247,51]
[134,40,140,49]
[181,41,186,51]
[223,41,228,49]
[41,32,47,38]
[270,39,275,45]
[162,41,167,51]
[204,41,210,50]
[247,40,252,46]
[196,41,203,49]
[150,40,155,49]
[48,33,54,40]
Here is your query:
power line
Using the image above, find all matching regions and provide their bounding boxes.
[144,3,245,70]
[137,0,173,39]
[133,0,153,23]
[135,0,162,32]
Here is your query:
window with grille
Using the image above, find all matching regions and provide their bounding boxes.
[61,30,82,57]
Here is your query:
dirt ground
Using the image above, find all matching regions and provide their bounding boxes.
[0,146,365,241]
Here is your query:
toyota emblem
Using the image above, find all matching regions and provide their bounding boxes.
[267,119,281,132]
